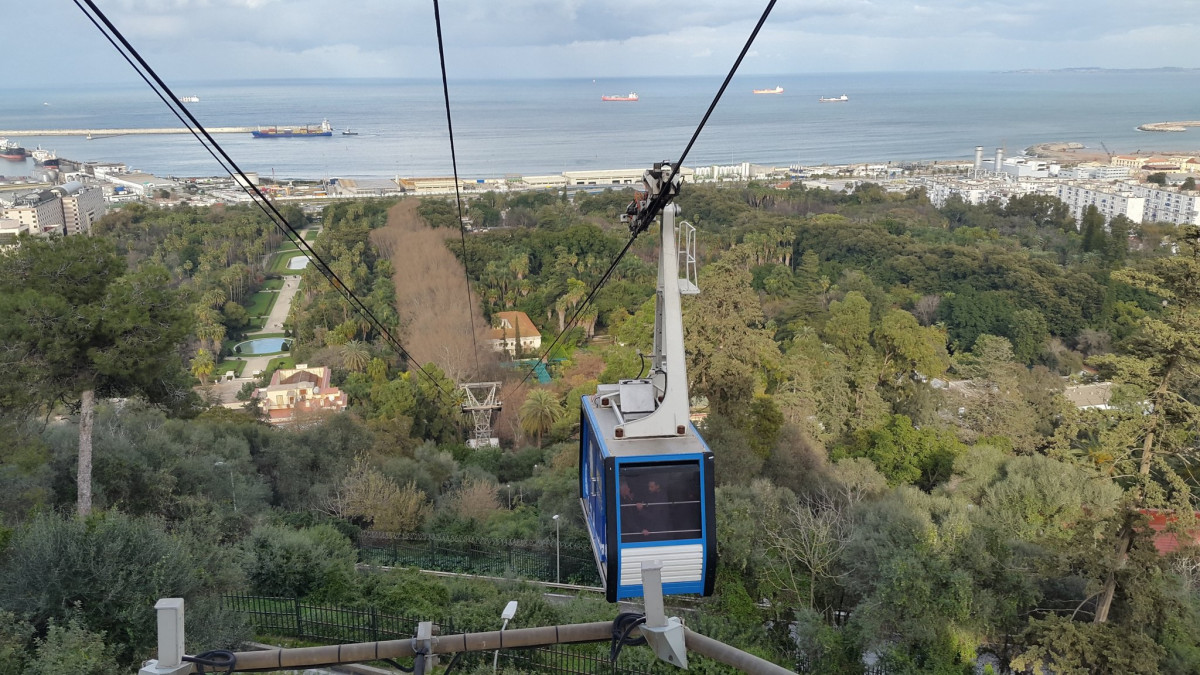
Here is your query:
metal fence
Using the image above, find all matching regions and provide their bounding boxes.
[500,643,658,674]
[357,532,603,587]
[223,594,433,644]
[223,594,658,674]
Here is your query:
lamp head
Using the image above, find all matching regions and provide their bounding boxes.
[501,601,518,621]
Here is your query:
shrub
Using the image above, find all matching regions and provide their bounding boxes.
[242,524,356,600]
[0,512,245,662]
[27,616,122,675]
[0,611,33,675]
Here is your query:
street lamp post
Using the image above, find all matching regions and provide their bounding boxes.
[492,600,517,673]
[552,514,560,584]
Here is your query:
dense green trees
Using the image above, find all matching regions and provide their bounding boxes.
[0,236,192,516]
[5,184,1200,673]
[0,512,245,663]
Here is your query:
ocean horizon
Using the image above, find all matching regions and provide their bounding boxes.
[2,71,1199,180]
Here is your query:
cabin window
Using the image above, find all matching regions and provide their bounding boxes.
[618,461,702,543]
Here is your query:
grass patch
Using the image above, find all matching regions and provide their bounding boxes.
[268,250,308,275]
[301,228,319,241]
[263,357,296,379]
[261,278,284,291]
[215,360,247,377]
[243,291,277,317]
[247,316,266,330]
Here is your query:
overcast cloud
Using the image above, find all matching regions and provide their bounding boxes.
[10,0,1200,87]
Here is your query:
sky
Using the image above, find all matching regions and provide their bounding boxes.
[10,0,1200,87]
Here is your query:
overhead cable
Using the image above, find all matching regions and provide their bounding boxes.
[432,0,482,374]
[507,0,778,400]
[73,0,457,404]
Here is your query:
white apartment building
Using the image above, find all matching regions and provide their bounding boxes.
[1058,164,1131,180]
[921,176,1055,208]
[1055,183,1145,224]
[999,158,1056,179]
[1130,185,1200,225]
[53,182,105,236]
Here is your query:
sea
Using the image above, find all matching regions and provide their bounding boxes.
[2,70,1199,180]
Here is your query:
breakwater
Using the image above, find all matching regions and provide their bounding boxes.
[1137,121,1200,133]
[0,127,256,137]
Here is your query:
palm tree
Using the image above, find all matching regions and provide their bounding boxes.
[195,321,226,352]
[342,340,370,372]
[191,348,215,386]
[366,357,388,383]
[520,389,563,448]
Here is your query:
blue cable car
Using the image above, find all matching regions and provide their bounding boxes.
[580,164,716,602]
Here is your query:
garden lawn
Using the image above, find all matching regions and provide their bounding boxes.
[215,360,247,377]
[268,250,308,275]
[243,291,277,317]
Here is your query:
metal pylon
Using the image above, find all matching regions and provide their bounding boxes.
[459,382,502,447]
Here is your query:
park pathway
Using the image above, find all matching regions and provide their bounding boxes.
[209,229,318,405]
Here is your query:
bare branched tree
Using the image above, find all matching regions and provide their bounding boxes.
[765,493,853,610]
[325,455,431,532]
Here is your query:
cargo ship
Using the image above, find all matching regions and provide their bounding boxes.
[179,95,200,103]
[818,94,849,102]
[0,139,26,160]
[753,86,784,94]
[251,119,333,138]
[601,93,638,102]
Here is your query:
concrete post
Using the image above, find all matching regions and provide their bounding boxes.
[138,598,193,675]
[639,561,687,669]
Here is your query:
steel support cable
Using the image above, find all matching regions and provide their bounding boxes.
[508,231,640,398]
[506,0,778,401]
[71,0,239,181]
[432,0,482,374]
[628,0,777,238]
[73,0,457,404]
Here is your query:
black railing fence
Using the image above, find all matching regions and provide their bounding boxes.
[357,531,603,587]
[223,594,659,674]
[223,594,428,644]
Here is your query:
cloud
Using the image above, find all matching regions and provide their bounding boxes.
[10,0,1200,86]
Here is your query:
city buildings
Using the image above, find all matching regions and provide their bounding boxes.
[0,181,106,237]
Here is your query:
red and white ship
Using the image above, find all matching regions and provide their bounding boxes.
[601,92,639,102]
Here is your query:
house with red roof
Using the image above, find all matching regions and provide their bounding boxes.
[488,311,541,357]
[1139,509,1200,555]
[252,364,348,425]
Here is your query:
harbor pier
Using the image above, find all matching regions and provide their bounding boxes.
[0,127,256,138]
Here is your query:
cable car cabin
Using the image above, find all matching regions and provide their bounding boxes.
[578,162,713,602]
[580,381,716,602]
